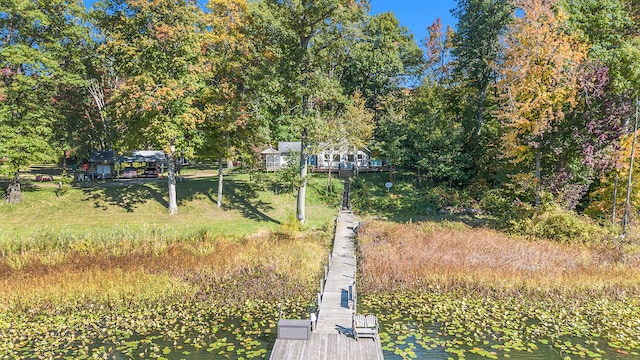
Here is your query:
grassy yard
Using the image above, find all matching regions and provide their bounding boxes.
[0,165,342,255]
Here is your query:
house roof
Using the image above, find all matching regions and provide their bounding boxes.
[278,142,301,153]
[89,151,116,162]
[260,147,280,155]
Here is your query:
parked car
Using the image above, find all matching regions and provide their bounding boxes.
[122,167,137,179]
[144,167,158,178]
[36,174,53,182]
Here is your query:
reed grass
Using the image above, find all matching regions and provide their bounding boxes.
[356,221,640,296]
[0,229,331,313]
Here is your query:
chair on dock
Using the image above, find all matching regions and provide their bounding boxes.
[353,314,379,340]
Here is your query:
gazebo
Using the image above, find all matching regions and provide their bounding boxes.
[260,147,282,172]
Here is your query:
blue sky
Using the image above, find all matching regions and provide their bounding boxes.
[370,0,458,45]
[83,0,459,46]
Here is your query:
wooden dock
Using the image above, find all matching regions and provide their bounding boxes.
[269,210,384,360]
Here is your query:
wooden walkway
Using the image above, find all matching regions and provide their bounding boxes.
[269,210,384,360]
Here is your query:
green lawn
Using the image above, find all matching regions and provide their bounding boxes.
[0,165,343,253]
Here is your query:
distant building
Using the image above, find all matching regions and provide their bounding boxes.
[261,147,283,172]
[116,150,166,166]
[85,150,168,180]
[260,142,371,172]
[89,150,116,179]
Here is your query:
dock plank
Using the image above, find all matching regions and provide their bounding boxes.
[270,334,383,360]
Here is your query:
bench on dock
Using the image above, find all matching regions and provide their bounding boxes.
[353,314,378,340]
[277,319,311,340]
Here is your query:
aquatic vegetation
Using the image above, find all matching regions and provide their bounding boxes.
[356,221,640,359]
[361,290,640,359]
[0,231,329,359]
[0,297,308,359]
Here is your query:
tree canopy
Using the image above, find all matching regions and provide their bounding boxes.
[2,0,640,229]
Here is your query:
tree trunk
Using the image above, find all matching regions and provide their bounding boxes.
[623,96,639,236]
[327,162,333,194]
[354,146,359,178]
[217,154,224,207]
[297,129,308,224]
[6,172,22,203]
[326,149,334,194]
[535,149,541,207]
[167,147,178,215]
[476,83,487,136]
[612,172,619,226]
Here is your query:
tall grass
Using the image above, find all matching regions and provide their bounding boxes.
[356,221,640,296]
[0,229,332,313]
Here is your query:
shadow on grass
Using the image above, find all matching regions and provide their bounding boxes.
[350,172,493,229]
[86,175,281,224]
[190,176,280,224]
[224,183,279,224]
[80,180,168,212]
[175,176,279,224]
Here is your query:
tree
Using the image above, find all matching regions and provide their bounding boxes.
[0,0,90,201]
[451,0,514,137]
[336,11,423,108]
[497,0,587,206]
[562,0,636,93]
[317,91,374,191]
[250,0,365,223]
[423,18,455,86]
[371,90,410,167]
[406,82,469,185]
[196,0,259,207]
[94,0,204,214]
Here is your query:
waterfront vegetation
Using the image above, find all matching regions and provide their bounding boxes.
[2,169,640,359]
[357,220,640,359]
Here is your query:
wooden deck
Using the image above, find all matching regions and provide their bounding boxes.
[270,334,383,360]
[310,165,391,174]
[269,210,384,360]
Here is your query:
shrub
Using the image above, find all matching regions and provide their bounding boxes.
[277,212,300,239]
[512,203,611,243]
[423,185,472,209]
[55,183,70,197]
[249,170,270,191]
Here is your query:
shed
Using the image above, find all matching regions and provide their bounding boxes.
[89,150,116,179]
[116,150,167,176]
[260,147,282,171]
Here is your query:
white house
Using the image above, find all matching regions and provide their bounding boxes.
[315,147,370,169]
[260,142,371,171]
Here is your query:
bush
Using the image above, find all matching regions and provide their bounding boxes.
[423,185,472,209]
[277,212,300,239]
[512,203,610,243]
[249,171,270,191]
